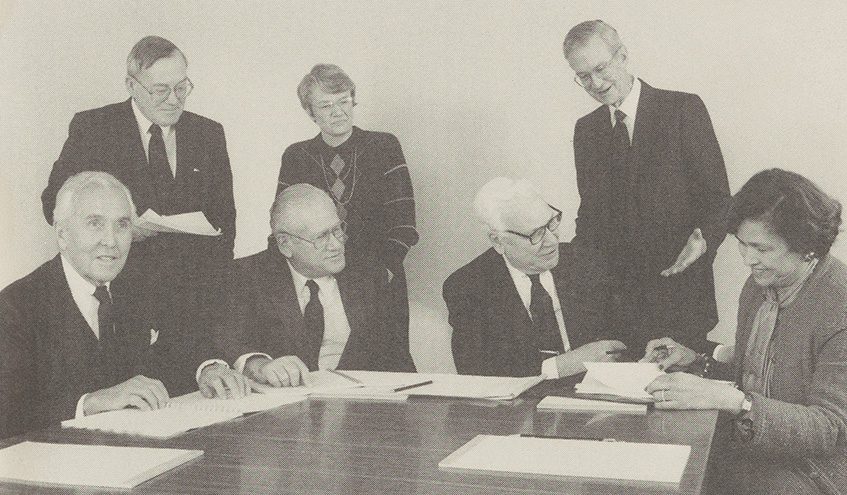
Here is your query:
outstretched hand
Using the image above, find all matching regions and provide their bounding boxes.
[661,228,706,277]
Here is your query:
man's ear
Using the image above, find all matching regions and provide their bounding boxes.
[618,45,629,66]
[56,223,69,252]
[274,232,293,258]
[489,231,506,255]
[125,76,134,95]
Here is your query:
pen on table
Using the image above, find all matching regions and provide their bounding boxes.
[329,369,363,385]
[393,380,433,393]
[605,349,626,355]
[519,433,616,442]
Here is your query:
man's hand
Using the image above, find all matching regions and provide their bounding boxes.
[555,340,627,377]
[245,355,312,387]
[198,363,251,399]
[131,224,159,242]
[661,228,706,276]
[646,372,744,412]
[639,337,699,371]
[83,375,169,416]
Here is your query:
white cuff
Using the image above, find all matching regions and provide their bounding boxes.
[195,359,229,384]
[541,356,560,380]
[713,344,735,363]
[75,394,88,418]
[234,352,272,374]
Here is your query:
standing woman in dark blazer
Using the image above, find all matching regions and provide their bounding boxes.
[277,64,419,345]
[642,168,847,494]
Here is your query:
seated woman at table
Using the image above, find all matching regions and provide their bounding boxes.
[641,168,847,495]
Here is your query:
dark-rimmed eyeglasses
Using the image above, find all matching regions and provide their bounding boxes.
[313,96,355,114]
[573,46,621,88]
[130,74,194,103]
[278,224,348,250]
[504,205,563,245]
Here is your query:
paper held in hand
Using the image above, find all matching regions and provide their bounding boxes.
[137,209,221,236]
[574,362,665,403]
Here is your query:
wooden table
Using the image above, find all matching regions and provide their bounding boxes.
[0,380,717,495]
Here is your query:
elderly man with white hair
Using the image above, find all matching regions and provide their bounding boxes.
[444,177,625,378]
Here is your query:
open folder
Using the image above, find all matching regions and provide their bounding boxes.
[574,362,664,403]
[439,434,691,484]
[0,441,202,489]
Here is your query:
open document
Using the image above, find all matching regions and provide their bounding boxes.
[137,209,221,236]
[0,441,202,489]
[574,362,664,403]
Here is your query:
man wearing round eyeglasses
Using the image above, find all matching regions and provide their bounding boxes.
[41,36,236,395]
[564,20,730,354]
[445,178,625,378]
[203,184,415,391]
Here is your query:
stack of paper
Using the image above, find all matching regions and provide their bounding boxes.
[137,209,221,236]
[0,441,202,489]
[439,434,691,484]
[404,373,544,400]
[309,370,436,401]
[168,391,307,414]
[536,396,647,414]
[574,362,664,403]
[252,369,363,396]
[62,406,241,439]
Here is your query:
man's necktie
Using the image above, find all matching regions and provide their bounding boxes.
[148,124,173,181]
[528,274,563,357]
[93,285,114,343]
[328,154,348,222]
[303,280,325,370]
[609,109,634,277]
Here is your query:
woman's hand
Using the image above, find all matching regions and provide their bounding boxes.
[646,372,745,412]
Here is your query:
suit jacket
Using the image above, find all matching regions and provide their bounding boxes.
[214,245,416,373]
[572,80,730,352]
[444,243,613,377]
[41,98,236,261]
[0,256,166,439]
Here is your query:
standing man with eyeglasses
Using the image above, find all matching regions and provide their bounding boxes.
[203,184,414,389]
[563,20,730,354]
[444,178,625,378]
[41,36,236,394]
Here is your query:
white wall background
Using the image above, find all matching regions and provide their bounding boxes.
[2,1,846,372]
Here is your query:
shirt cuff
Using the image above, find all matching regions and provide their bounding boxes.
[75,394,88,418]
[234,352,272,374]
[195,359,230,384]
[713,344,734,363]
[541,356,560,380]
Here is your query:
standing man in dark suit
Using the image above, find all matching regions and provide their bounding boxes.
[41,36,236,392]
[444,178,625,378]
[209,184,415,389]
[563,20,731,353]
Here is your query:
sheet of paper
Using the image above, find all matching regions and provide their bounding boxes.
[252,369,362,396]
[137,209,221,236]
[439,434,690,484]
[368,373,544,400]
[536,396,647,414]
[0,441,202,489]
[168,391,307,414]
[576,362,664,401]
[61,407,241,439]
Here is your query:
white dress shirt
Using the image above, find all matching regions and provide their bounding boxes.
[607,76,641,144]
[131,98,177,177]
[503,256,570,379]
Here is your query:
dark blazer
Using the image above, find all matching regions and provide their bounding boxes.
[41,98,236,260]
[572,80,730,352]
[214,245,416,373]
[444,243,613,377]
[0,256,166,439]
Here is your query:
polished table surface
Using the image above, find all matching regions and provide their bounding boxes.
[0,379,717,495]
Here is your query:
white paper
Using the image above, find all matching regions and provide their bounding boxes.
[337,372,544,400]
[168,390,306,414]
[62,407,241,439]
[252,369,362,396]
[536,396,647,414]
[575,362,664,400]
[0,441,202,488]
[439,434,690,484]
[137,209,221,236]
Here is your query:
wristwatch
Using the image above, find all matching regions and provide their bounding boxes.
[735,392,754,442]
[739,393,753,415]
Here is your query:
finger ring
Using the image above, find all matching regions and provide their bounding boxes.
[660,390,666,402]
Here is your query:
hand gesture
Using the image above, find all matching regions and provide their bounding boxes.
[639,338,698,371]
[661,228,706,276]
[83,375,169,415]
[198,363,252,399]
[646,372,743,412]
[246,355,312,387]
[555,340,627,377]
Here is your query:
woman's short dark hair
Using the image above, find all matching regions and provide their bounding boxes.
[728,168,841,258]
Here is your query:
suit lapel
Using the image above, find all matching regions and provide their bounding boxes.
[118,99,157,212]
[335,268,365,368]
[490,253,534,344]
[263,249,309,358]
[175,116,200,182]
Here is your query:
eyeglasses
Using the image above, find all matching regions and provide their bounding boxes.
[130,74,194,103]
[573,46,621,88]
[279,224,348,250]
[313,96,354,114]
[505,205,563,245]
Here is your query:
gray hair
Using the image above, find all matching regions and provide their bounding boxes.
[270,183,335,235]
[296,64,356,114]
[126,35,187,76]
[53,171,137,227]
[473,177,542,232]
[563,20,624,59]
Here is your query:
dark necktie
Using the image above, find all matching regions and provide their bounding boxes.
[609,109,634,277]
[528,274,563,358]
[148,124,173,181]
[303,280,325,370]
[327,154,348,222]
[93,285,114,343]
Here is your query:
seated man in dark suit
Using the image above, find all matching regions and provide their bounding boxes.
[0,172,241,439]
[444,177,625,378]
[208,183,415,388]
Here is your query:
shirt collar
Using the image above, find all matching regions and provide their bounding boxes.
[60,254,108,297]
[131,97,173,137]
[286,259,336,296]
[608,76,641,125]
[502,254,550,286]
